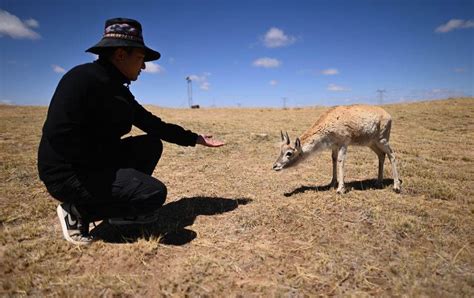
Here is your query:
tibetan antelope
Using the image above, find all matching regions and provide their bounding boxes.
[272,105,401,194]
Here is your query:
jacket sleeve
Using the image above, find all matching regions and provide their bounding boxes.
[131,99,199,146]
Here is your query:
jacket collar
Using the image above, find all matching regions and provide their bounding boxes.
[95,58,131,86]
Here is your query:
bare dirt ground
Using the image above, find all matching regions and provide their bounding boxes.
[1,98,473,296]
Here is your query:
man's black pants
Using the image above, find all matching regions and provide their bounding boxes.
[46,135,167,222]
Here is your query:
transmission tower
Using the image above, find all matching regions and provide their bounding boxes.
[282,97,287,109]
[186,76,193,107]
[376,89,386,105]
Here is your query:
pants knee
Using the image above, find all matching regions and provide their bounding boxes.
[124,135,163,174]
[134,134,162,156]
[154,139,163,159]
[145,136,163,162]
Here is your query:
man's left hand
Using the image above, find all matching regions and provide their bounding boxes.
[196,134,225,147]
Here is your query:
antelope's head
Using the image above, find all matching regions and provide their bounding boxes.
[272,131,303,171]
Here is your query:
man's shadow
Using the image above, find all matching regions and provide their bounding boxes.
[91,196,252,245]
[284,178,395,197]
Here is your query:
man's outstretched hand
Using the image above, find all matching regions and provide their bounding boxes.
[196,134,225,147]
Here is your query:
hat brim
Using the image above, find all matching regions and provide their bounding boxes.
[86,38,161,62]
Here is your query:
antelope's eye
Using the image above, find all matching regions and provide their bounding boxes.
[285,151,293,157]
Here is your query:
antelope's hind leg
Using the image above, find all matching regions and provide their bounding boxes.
[376,140,401,193]
[370,144,386,188]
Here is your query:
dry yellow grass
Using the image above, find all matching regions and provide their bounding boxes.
[1,98,473,296]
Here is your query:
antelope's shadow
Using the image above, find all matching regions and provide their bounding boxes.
[91,196,252,245]
[284,178,395,197]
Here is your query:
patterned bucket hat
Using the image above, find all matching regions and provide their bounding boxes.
[86,18,161,61]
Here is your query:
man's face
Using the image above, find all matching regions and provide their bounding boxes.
[115,48,146,81]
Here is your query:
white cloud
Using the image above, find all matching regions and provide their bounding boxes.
[52,64,65,73]
[453,67,467,73]
[1,99,12,105]
[0,10,41,39]
[187,73,211,91]
[143,62,164,73]
[269,80,278,86]
[435,19,474,33]
[263,27,296,48]
[24,18,39,28]
[253,57,281,68]
[200,81,210,91]
[321,68,339,75]
[328,84,351,92]
[187,75,199,81]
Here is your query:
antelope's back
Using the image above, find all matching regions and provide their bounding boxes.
[322,105,392,145]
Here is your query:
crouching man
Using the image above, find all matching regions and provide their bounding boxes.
[38,18,224,245]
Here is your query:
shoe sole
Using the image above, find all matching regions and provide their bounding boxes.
[57,205,92,245]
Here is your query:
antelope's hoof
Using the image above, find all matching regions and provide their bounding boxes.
[336,187,346,195]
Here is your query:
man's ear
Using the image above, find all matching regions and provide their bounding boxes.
[113,48,126,61]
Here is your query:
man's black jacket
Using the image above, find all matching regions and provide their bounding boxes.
[38,58,198,184]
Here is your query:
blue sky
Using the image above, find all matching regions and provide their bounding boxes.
[1,0,473,107]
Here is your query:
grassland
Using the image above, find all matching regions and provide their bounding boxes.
[1,98,473,296]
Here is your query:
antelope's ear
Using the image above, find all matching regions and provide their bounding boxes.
[285,131,290,145]
[295,138,301,149]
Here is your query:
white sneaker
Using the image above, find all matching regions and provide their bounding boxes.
[57,204,94,245]
[108,212,159,225]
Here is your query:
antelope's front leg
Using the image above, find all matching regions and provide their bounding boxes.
[336,145,347,194]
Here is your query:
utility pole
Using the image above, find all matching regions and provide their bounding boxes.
[186,76,193,108]
[282,97,287,109]
[376,89,386,105]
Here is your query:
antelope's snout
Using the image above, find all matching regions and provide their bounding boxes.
[272,163,282,171]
